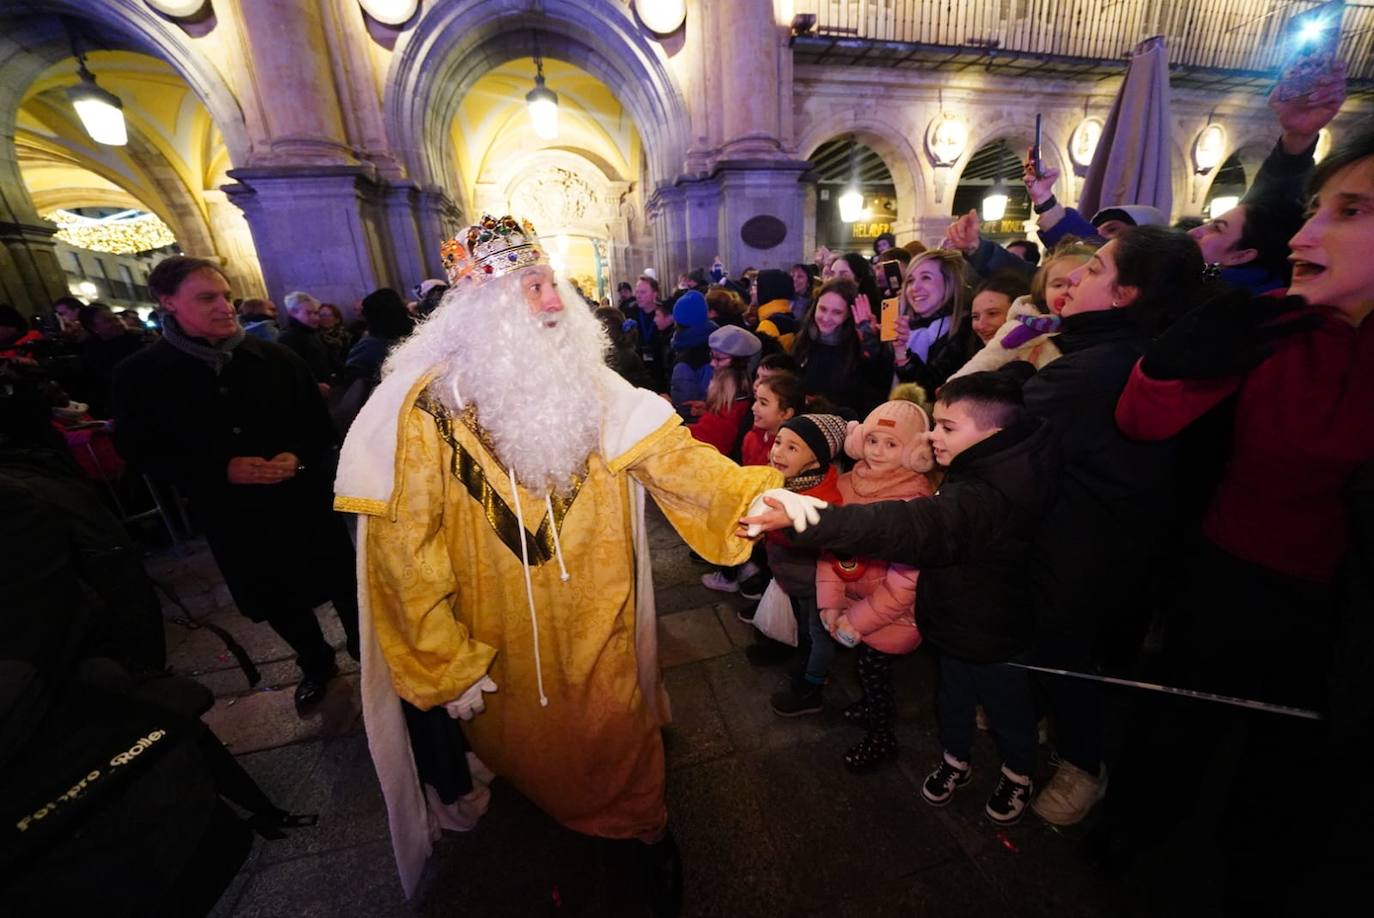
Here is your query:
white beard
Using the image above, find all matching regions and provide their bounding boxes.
[381,272,608,496]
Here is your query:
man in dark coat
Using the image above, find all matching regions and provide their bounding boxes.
[277,290,334,388]
[113,256,359,710]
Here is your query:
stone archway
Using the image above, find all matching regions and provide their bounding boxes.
[796,118,925,249]
[384,0,689,214]
[0,2,256,313]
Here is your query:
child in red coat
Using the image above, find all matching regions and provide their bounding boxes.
[703,368,805,598]
[817,400,935,771]
[763,413,847,716]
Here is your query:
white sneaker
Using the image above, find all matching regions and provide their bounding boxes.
[1031,760,1107,826]
[700,571,739,593]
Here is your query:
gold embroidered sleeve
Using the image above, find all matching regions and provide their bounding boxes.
[365,405,497,710]
[619,418,783,566]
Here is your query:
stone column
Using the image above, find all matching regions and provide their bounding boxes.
[415,187,463,280]
[683,181,723,272]
[714,0,786,158]
[716,161,809,272]
[234,0,356,166]
[0,218,66,318]
[223,165,393,308]
[383,182,429,290]
[202,189,267,300]
[647,184,687,281]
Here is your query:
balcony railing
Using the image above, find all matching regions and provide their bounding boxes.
[792,0,1374,84]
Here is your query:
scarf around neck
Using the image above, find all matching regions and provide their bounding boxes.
[849,458,924,499]
[161,313,246,375]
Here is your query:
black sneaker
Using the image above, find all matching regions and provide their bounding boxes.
[920,752,972,807]
[738,572,768,601]
[736,602,759,624]
[984,765,1034,825]
[770,678,823,717]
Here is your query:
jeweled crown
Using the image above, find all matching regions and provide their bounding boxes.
[441,214,547,287]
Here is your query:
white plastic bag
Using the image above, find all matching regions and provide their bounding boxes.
[752,579,797,646]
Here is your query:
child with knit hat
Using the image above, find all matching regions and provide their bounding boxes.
[668,290,718,420]
[817,401,935,771]
[762,413,848,716]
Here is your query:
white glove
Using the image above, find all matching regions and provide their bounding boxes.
[443,676,497,721]
[745,488,828,537]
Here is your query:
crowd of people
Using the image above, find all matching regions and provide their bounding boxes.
[0,68,1369,914]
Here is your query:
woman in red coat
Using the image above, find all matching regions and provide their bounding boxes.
[1106,128,1374,910]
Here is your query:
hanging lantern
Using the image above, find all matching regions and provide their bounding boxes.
[981,187,1009,222]
[526,43,559,140]
[838,188,865,224]
[68,57,127,146]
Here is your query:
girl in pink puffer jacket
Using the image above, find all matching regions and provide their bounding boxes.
[818,399,935,772]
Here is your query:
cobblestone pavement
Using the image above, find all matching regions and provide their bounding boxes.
[148,505,1187,917]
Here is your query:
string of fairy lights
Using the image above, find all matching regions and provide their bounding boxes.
[46,208,176,255]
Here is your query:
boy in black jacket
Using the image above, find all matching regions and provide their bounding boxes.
[742,373,1057,824]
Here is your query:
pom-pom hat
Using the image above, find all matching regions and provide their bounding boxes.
[844,400,934,473]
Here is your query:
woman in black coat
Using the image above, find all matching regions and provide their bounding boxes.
[1016,226,1204,826]
[790,276,893,419]
[112,257,358,710]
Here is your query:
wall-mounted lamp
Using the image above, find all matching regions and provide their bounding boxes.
[636,1,687,35]
[357,0,418,25]
[926,113,968,167]
[1193,124,1226,174]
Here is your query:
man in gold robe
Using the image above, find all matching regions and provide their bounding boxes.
[334,216,784,910]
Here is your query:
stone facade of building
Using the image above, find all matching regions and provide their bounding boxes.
[0,0,1368,316]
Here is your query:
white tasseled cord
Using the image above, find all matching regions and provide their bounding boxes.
[507,466,549,707]
[544,493,571,582]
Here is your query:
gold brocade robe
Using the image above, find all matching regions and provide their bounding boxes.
[361,385,781,840]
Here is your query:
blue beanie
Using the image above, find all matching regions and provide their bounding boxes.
[672,290,708,327]
[673,318,718,351]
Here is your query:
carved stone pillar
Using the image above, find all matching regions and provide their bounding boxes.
[223,165,392,307]
[0,218,66,318]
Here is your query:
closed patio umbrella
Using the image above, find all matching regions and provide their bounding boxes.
[1078,35,1173,220]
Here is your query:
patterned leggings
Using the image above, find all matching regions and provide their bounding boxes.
[858,645,896,736]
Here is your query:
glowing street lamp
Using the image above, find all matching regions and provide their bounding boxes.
[67,55,126,146]
[838,188,865,223]
[526,50,559,141]
[981,186,1009,222]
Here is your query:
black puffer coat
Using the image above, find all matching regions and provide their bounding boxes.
[1020,308,1179,651]
[791,416,1057,662]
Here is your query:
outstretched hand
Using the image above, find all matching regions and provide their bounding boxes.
[737,490,829,538]
[736,496,793,539]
